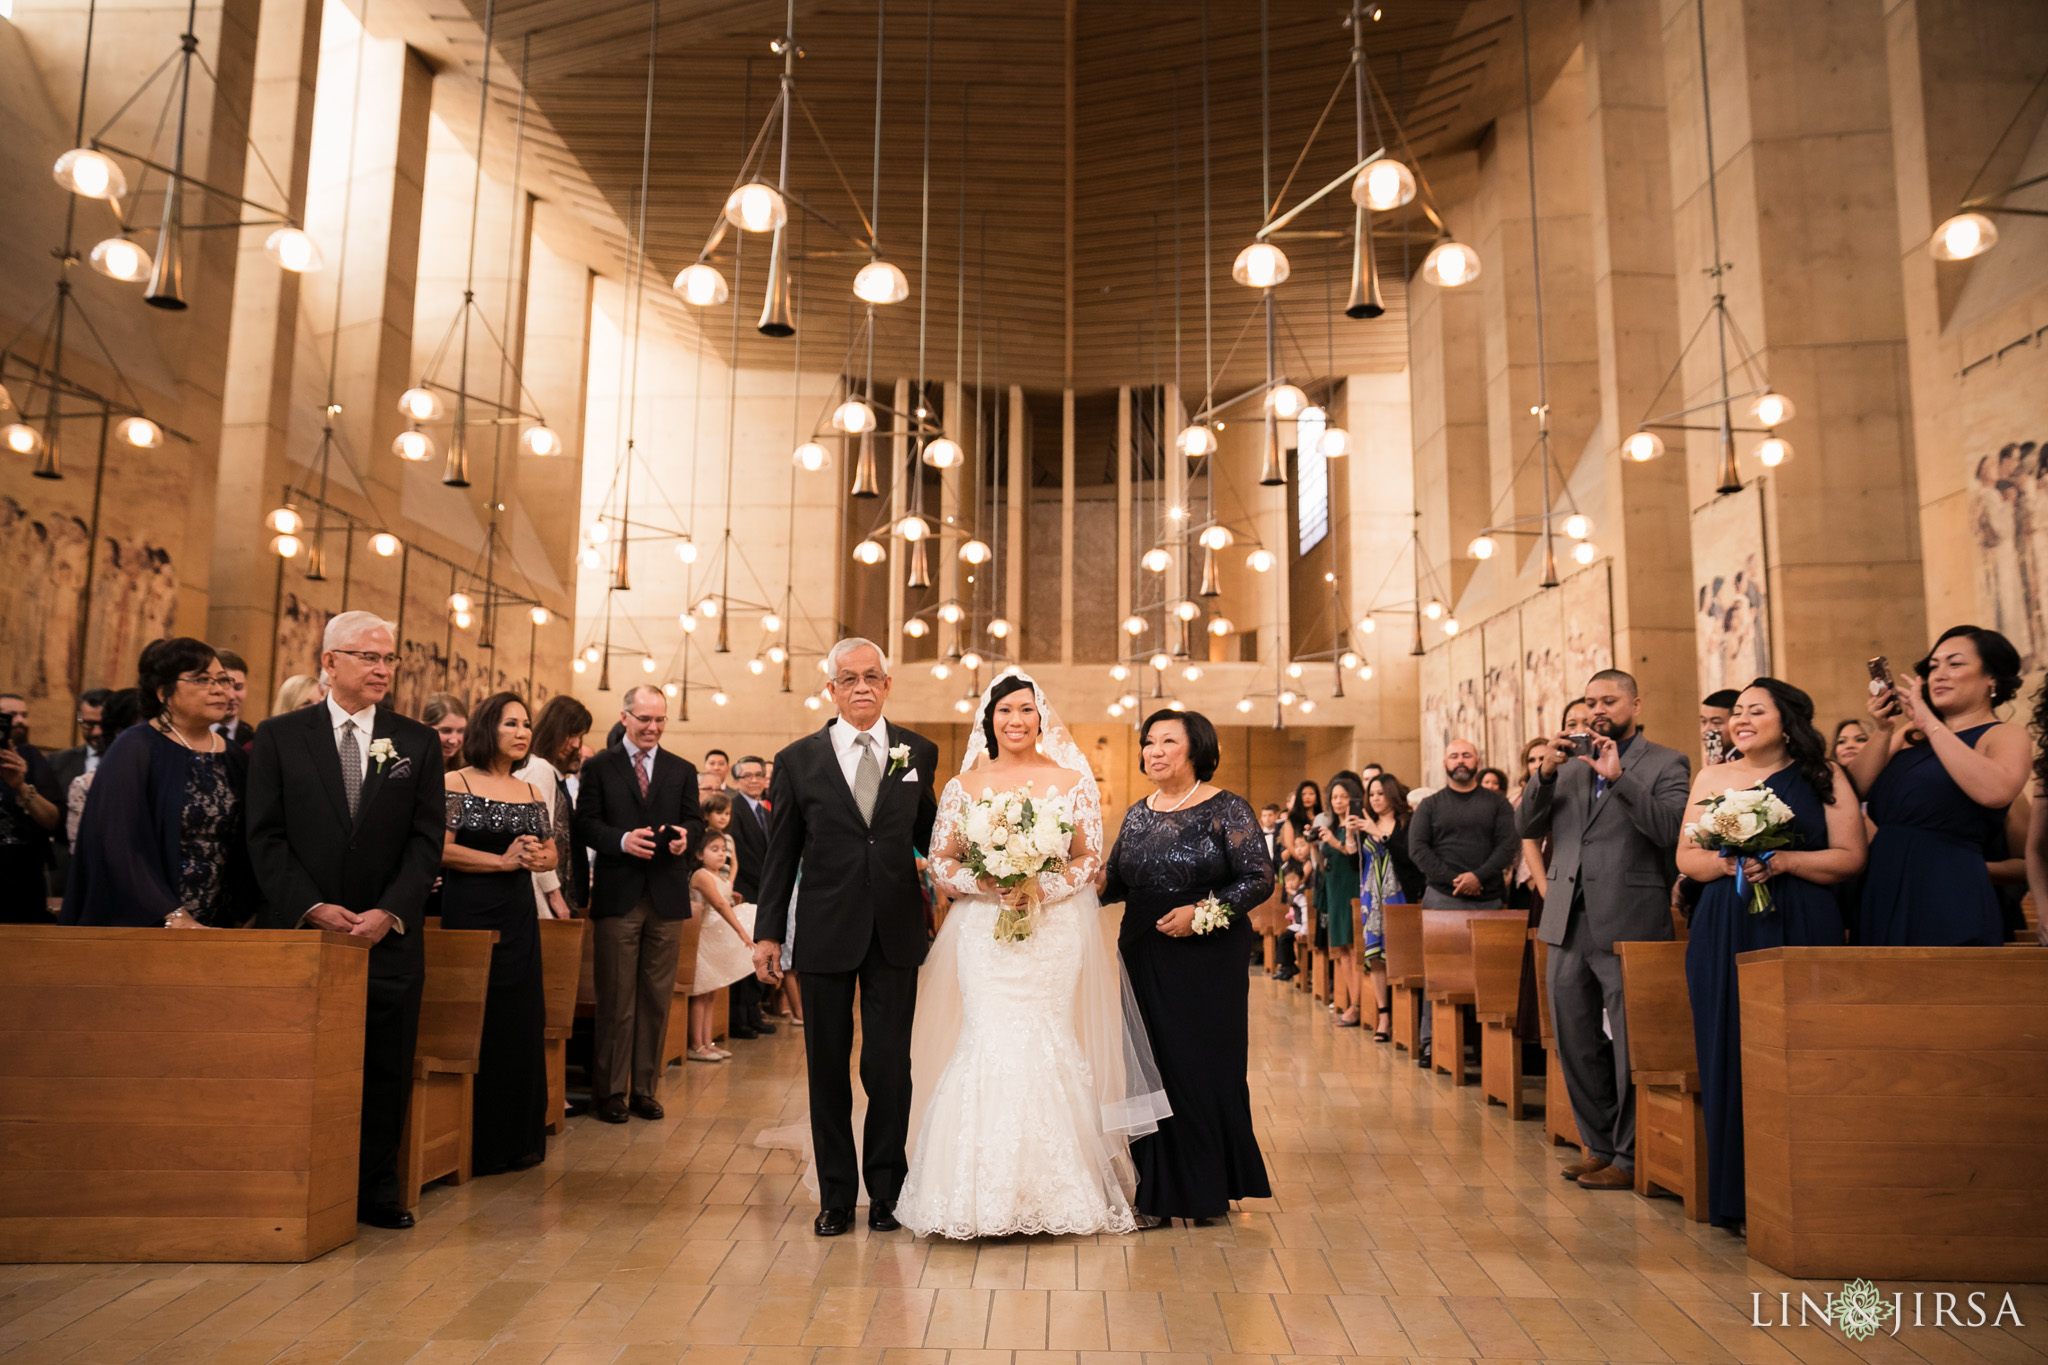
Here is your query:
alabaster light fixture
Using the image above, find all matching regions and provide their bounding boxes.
[519,425,562,457]
[1123,614,1148,635]
[1352,158,1416,212]
[1232,242,1290,289]
[958,538,991,564]
[117,416,162,449]
[1623,430,1664,462]
[676,537,699,563]
[1750,391,1796,427]
[392,429,433,461]
[793,441,829,471]
[1177,424,1218,458]
[1468,534,1496,560]
[724,183,788,233]
[986,617,1011,639]
[1141,547,1171,573]
[1246,547,1277,573]
[89,236,152,283]
[937,601,964,624]
[1318,424,1351,457]
[1208,617,1234,636]
[1421,239,1481,288]
[921,437,963,468]
[673,262,729,306]
[264,228,323,273]
[833,399,876,434]
[1572,540,1599,565]
[853,259,909,304]
[370,531,400,557]
[266,505,302,535]
[1930,212,1998,261]
[896,514,929,541]
[51,148,125,200]
[399,387,443,422]
[853,537,885,564]
[0,424,41,457]
[1265,384,1309,419]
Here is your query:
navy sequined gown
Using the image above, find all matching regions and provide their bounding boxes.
[1861,723,2008,946]
[1103,791,1274,1219]
[440,790,554,1175]
[1684,764,1844,1229]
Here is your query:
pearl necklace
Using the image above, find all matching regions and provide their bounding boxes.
[157,719,219,754]
[1151,780,1203,813]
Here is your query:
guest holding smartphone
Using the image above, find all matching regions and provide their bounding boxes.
[1316,775,1367,1028]
[1847,627,2028,946]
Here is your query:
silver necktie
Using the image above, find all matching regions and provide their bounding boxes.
[339,721,363,819]
[852,732,882,824]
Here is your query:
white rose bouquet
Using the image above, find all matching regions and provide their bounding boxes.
[1685,784,1798,914]
[959,783,1075,942]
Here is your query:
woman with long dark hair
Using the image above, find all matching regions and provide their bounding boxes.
[1358,772,1422,1041]
[1847,625,2029,946]
[1316,774,1367,1027]
[1676,678,1863,1231]
[438,690,557,1174]
[1284,780,1323,846]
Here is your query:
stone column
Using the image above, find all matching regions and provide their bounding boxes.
[1060,387,1075,665]
[1408,231,1490,605]
[1583,0,1696,743]
[1662,0,1924,720]
[208,0,325,675]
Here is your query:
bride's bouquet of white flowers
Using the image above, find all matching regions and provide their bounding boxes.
[960,783,1075,942]
[1685,783,1798,914]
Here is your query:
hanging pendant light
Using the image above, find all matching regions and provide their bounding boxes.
[849,430,880,497]
[143,194,186,310]
[1246,547,1277,573]
[441,422,470,487]
[1265,383,1308,418]
[1352,158,1417,211]
[1259,415,1286,486]
[1232,242,1290,289]
[758,224,795,337]
[52,147,127,200]
[519,424,562,457]
[793,441,829,471]
[852,537,885,565]
[833,399,876,434]
[1141,547,1171,573]
[922,436,963,468]
[986,617,1011,639]
[906,538,932,589]
[1623,430,1665,462]
[896,513,929,541]
[89,235,153,283]
[370,531,401,557]
[3,422,43,458]
[1318,425,1351,457]
[1756,436,1792,467]
[1346,205,1385,319]
[1176,424,1218,458]
[673,261,729,306]
[723,182,788,232]
[1750,391,1796,427]
[958,537,991,564]
[1421,238,1482,288]
[117,416,162,449]
[398,387,444,422]
[1199,544,1222,597]
[1930,212,1997,261]
[853,259,909,304]
[904,617,929,637]
[263,227,323,273]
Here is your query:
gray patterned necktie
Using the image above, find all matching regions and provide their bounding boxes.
[339,720,363,820]
[852,732,882,825]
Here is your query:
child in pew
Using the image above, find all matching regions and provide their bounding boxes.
[1272,867,1306,981]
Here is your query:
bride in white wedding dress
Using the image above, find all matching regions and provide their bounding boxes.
[894,670,1170,1239]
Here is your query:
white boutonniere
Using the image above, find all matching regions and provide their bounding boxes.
[887,742,911,776]
[367,737,398,772]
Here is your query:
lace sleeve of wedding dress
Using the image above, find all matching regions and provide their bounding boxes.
[1032,771,1102,903]
[927,777,984,896]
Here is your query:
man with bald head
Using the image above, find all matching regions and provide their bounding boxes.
[1408,738,1519,909]
[573,685,703,1125]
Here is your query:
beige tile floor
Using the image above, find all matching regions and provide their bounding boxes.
[3,979,2042,1365]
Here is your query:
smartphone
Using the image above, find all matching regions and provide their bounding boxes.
[1703,728,1727,765]
[1867,656,1901,715]
[1567,732,1596,759]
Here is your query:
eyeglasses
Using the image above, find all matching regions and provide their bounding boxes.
[833,671,886,689]
[332,650,401,667]
[179,674,236,690]
[625,712,666,725]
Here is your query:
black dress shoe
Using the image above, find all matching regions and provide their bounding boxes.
[751,1020,777,1035]
[728,1026,761,1041]
[597,1095,629,1124]
[358,1204,415,1230]
[868,1201,900,1232]
[629,1095,665,1121]
[814,1206,854,1237]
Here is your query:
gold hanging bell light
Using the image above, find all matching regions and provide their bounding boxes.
[758,224,795,337]
[1259,413,1286,486]
[850,430,880,498]
[906,536,931,589]
[1346,205,1384,319]
[1199,544,1222,597]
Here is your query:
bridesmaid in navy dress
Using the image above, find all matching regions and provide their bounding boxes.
[439,691,560,1176]
[1676,679,1863,1232]
[1103,709,1274,1227]
[1847,626,2030,947]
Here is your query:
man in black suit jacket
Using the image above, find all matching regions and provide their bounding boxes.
[572,686,702,1123]
[246,613,445,1230]
[212,650,257,751]
[45,688,110,897]
[723,754,775,1038]
[753,639,938,1237]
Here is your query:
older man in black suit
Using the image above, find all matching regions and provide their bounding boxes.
[573,685,702,1124]
[247,611,445,1230]
[752,638,939,1237]
[724,753,776,1038]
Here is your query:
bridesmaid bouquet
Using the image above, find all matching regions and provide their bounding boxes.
[960,784,1075,942]
[1189,895,1233,935]
[1685,784,1798,914]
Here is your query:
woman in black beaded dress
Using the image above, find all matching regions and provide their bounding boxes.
[1102,708,1274,1226]
[440,691,560,1175]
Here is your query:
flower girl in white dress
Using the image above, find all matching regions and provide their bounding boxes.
[894,670,1169,1238]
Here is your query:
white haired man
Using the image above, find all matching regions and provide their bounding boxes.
[248,611,446,1229]
[751,638,939,1237]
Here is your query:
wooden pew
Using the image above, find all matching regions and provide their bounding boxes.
[538,917,588,1135]
[660,913,709,1070]
[1533,936,1585,1155]
[400,925,496,1212]
[0,926,368,1263]
[1471,918,1528,1116]
[1740,945,2048,1281]
[1613,938,1706,1221]
[1422,909,1526,1085]
[1383,902,1425,1056]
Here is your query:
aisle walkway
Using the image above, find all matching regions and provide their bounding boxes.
[2,978,2041,1364]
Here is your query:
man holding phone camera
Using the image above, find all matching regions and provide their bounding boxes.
[0,694,63,923]
[573,685,703,1124]
[1517,669,1689,1191]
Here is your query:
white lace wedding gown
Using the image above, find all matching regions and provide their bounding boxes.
[895,772,1157,1238]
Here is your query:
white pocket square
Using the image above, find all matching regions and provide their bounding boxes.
[901,768,918,782]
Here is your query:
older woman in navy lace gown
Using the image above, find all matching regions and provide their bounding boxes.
[1102,708,1273,1226]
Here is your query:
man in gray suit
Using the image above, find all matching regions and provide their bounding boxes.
[1517,668,1689,1190]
